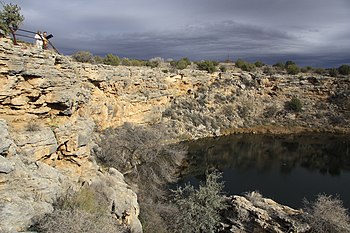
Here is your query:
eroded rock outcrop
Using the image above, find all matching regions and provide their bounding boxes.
[220,193,309,233]
[0,119,142,233]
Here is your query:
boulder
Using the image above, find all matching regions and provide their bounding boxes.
[220,193,310,233]
[11,127,58,161]
[0,155,14,173]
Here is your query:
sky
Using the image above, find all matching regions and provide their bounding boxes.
[3,0,350,67]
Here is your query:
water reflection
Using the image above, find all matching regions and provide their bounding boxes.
[179,134,350,208]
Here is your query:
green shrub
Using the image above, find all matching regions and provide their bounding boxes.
[171,170,227,233]
[196,60,218,73]
[103,54,120,66]
[146,60,159,68]
[273,62,285,70]
[301,66,313,73]
[338,64,350,75]
[72,51,93,63]
[131,59,146,66]
[286,64,300,75]
[286,96,302,112]
[285,60,296,68]
[120,58,131,66]
[170,57,191,70]
[219,65,227,72]
[314,68,326,75]
[254,61,264,67]
[241,62,256,72]
[300,67,309,73]
[328,68,339,77]
[235,59,255,71]
[303,194,350,233]
[306,66,313,71]
[93,55,104,64]
[235,58,246,68]
[263,66,275,75]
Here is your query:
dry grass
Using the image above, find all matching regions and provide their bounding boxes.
[303,194,350,233]
[31,186,128,233]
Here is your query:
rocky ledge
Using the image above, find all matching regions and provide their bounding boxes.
[0,38,349,232]
[220,193,309,233]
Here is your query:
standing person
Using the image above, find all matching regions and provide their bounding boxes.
[34,31,43,49]
[42,31,49,49]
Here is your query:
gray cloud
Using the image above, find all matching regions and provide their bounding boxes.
[4,0,350,67]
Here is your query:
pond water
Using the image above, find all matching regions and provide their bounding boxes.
[178,133,350,209]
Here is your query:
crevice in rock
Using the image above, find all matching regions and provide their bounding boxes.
[22,74,42,80]
[46,103,68,111]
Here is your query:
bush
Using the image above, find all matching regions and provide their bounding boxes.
[196,60,218,73]
[103,54,120,66]
[241,62,256,72]
[235,59,255,71]
[328,68,339,77]
[93,55,104,64]
[235,59,246,68]
[285,60,296,67]
[286,64,300,75]
[303,194,350,233]
[72,51,93,63]
[95,123,185,202]
[254,61,264,67]
[94,123,186,233]
[300,67,308,73]
[301,66,314,73]
[33,210,125,233]
[146,60,160,68]
[286,96,302,112]
[121,58,132,66]
[264,105,278,118]
[273,62,285,70]
[263,66,275,75]
[314,67,326,75]
[219,65,227,72]
[170,57,191,70]
[171,170,227,233]
[96,123,184,179]
[32,186,127,233]
[338,64,350,75]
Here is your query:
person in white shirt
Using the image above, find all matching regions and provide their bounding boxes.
[34,31,43,49]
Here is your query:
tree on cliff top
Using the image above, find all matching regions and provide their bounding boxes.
[0,3,24,45]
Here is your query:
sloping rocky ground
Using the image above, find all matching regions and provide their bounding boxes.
[0,38,349,232]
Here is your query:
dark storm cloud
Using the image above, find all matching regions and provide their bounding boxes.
[4,0,350,67]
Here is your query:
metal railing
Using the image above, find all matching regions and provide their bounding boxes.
[15,28,60,54]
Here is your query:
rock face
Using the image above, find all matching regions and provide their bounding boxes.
[0,40,143,232]
[0,118,142,233]
[0,38,349,232]
[220,193,310,233]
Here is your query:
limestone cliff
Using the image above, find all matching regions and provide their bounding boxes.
[0,38,349,232]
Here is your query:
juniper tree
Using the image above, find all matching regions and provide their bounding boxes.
[0,3,24,45]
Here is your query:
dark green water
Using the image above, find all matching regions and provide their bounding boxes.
[178,133,350,209]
